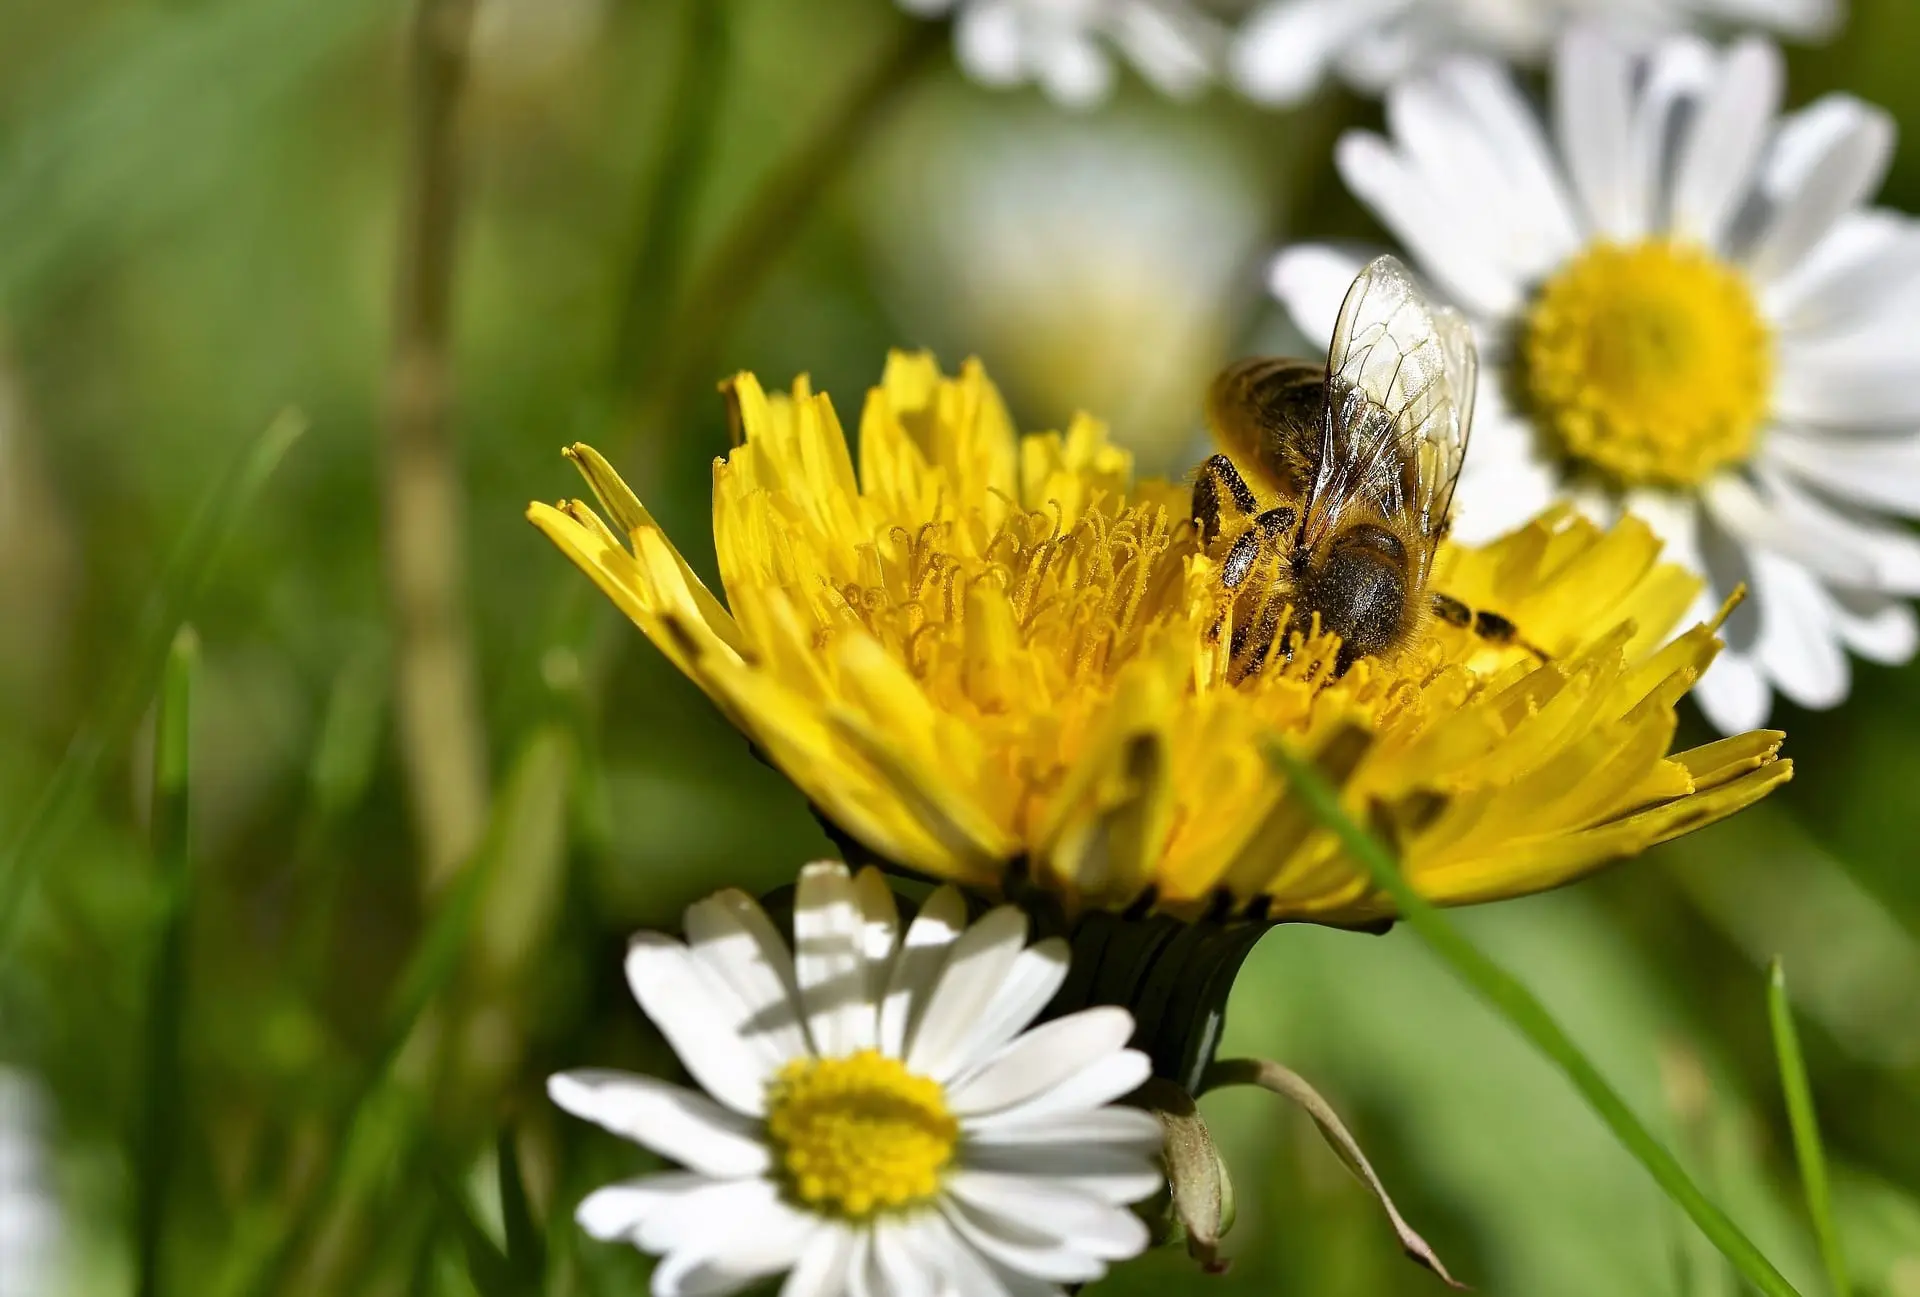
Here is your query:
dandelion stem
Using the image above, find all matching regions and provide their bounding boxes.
[134,628,198,1297]
[383,0,489,891]
[1768,960,1850,1297]
[1264,738,1806,1297]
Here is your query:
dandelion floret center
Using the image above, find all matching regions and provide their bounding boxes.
[764,1050,958,1217]
[1522,239,1771,487]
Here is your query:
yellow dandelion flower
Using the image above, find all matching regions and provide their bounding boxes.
[530,352,1787,933]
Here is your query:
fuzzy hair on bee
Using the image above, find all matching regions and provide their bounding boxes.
[1192,256,1483,678]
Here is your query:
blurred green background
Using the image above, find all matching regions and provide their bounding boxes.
[2,0,1919,1293]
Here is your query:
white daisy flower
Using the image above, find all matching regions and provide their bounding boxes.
[901,0,1222,108]
[1231,0,1839,107]
[1269,27,1920,732]
[549,861,1162,1297]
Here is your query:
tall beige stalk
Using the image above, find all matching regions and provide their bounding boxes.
[382,0,488,891]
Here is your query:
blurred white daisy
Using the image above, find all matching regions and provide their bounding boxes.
[1270,27,1920,732]
[869,114,1262,470]
[550,862,1162,1297]
[0,1070,62,1297]
[901,0,1222,108]
[1232,0,1839,107]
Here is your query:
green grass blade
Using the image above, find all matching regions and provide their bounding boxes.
[0,410,305,958]
[1264,739,1805,1297]
[1768,960,1851,1297]
[230,725,573,1297]
[496,1127,544,1285]
[134,627,199,1297]
[607,0,732,398]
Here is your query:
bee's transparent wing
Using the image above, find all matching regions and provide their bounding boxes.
[1300,255,1475,573]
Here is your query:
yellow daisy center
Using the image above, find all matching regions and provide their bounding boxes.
[1522,239,1771,488]
[763,1050,959,1218]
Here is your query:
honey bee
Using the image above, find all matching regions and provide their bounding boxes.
[1193,255,1517,677]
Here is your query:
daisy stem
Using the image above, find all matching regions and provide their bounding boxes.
[0,410,304,961]
[1264,739,1806,1297]
[1767,960,1850,1297]
[383,0,490,893]
[134,627,199,1297]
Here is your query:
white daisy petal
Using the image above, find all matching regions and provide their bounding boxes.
[648,1183,821,1297]
[794,861,879,1057]
[1621,486,1703,569]
[964,1105,1165,1152]
[1449,454,1560,545]
[953,1,1025,87]
[1829,588,1920,664]
[625,934,777,1114]
[1269,244,1370,351]
[967,1143,1159,1204]
[1773,341,1920,429]
[941,1197,1109,1284]
[780,1224,861,1297]
[939,938,1071,1078]
[961,1135,1164,1204]
[683,889,809,1072]
[1752,548,1850,710]
[625,1176,795,1257]
[947,1006,1136,1116]
[946,1171,1152,1259]
[575,1172,712,1242]
[1672,37,1781,249]
[1554,26,1639,239]
[916,1211,1021,1297]
[878,884,968,1060]
[548,1072,771,1177]
[1702,473,1877,589]
[1748,96,1896,285]
[1335,131,1520,316]
[904,905,1029,1081]
[1765,428,1920,516]
[1037,28,1116,108]
[1385,73,1536,297]
[1700,509,1762,654]
[1230,0,1356,107]
[1434,57,1581,274]
[1764,209,1920,337]
[858,1218,940,1297]
[1755,466,1920,593]
[1695,648,1773,733]
[1625,34,1715,238]
[1110,1,1215,100]
[963,1047,1152,1129]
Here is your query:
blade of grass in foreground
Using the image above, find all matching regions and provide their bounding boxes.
[1265,740,1804,1297]
[1768,960,1850,1297]
[135,628,199,1297]
[0,410,305,957]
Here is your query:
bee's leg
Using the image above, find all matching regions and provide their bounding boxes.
[1193,453,1258,546]
[1472,610,1516,643]
[1429,593,1471,627]
[1220,505,1297,589]
[1437,601,1553,662]
[1229,590,1287,679]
